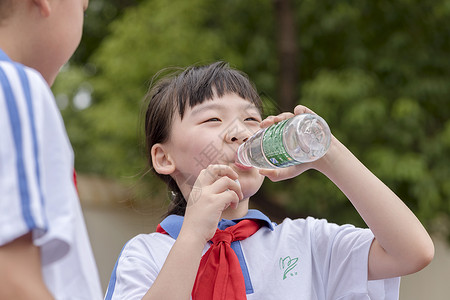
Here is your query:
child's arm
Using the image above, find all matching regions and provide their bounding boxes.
[142,165,243,300]
[0,233,55,299]
[314,135,433,279]
[260,105,434,280]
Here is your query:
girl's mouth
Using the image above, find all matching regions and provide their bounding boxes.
[234,161,253,171]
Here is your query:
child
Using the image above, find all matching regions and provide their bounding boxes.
[105,61,434,299]
[0,0,102,299]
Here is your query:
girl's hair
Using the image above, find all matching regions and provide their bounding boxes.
[144,61,263,217]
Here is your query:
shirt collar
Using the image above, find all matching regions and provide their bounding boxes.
[0,49,12,62]
[159,209,274,239]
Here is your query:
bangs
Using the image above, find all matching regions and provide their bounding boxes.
[172,62,263,119]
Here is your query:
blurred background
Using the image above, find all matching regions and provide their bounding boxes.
[52,0,450,298]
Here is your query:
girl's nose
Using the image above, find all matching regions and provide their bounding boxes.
[230,136,248,143]
[225,123,251,144]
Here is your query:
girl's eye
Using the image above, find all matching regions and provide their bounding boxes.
[204,117,221,122]
[245,117,261,122]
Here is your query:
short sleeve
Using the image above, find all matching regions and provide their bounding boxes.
[0,62,49,246]
[105,233,175,300]
[0,63,72,264]
[310,218,400,299]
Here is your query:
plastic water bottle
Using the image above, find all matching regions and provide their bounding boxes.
[236,113,331,169]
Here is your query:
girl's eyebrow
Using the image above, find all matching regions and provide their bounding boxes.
[190,102,260,116]
[190,103,224,116]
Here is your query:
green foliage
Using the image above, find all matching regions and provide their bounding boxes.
[55,0,277,179]
[53,0,450,235]
[71,0,144,64]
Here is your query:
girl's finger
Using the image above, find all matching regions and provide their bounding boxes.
[293,105,315,115]
[197,165,239,186]
[260,112,295,129]
[218,189,240,210]
[258,163,310,182]
[210,176,243,201]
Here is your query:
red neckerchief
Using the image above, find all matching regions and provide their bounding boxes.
[156,219,262,300]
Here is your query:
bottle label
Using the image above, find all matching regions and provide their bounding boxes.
[262,119,299,168]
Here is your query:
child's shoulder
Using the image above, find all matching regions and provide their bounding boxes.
[274,216,369,238]
[276,216,333,228]
[118,232,176,260]
[266,217,373,255]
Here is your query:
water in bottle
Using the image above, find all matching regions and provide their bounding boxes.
[235,113,331,169]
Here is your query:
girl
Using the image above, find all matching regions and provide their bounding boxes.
[105,61,434,300]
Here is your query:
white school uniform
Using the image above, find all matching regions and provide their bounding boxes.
[0,49,103,299]
[105,209,400,300]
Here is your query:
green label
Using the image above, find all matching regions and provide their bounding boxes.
[262,119,298,168]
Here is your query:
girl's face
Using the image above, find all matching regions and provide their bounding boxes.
[164,93,265,202]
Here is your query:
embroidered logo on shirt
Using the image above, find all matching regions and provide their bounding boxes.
[279,256,298,280]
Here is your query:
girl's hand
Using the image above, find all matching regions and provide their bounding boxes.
[258,105,324,182]
[181,165,243,244]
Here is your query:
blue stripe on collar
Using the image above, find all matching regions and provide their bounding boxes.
[159,215,184,239]
[228,209,274,231]
[159,209,274,239]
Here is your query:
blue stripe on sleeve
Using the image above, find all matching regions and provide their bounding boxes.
[105,243,128,300]
[0,67,36,229]
[15,65,47,228]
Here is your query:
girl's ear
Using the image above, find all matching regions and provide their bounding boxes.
[32,0,51,17]
[151,143,176,175]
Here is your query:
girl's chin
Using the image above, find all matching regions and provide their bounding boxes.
[239,177,265,197]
